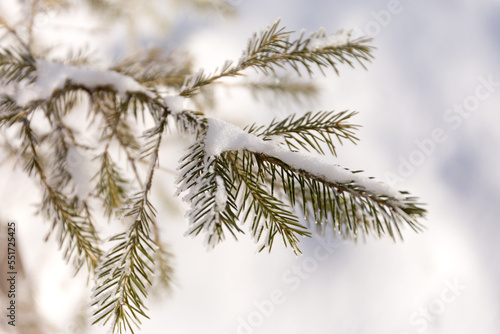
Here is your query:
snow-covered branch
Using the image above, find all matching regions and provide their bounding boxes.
[0,10,425,333]
[176,115,424,253]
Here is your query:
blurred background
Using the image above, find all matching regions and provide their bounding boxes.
[1,0,499,333]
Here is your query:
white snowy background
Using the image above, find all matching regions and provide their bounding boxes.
[1,0,499,333]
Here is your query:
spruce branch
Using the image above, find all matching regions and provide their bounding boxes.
[41,99,88,194]
[0,97,26,126]
[47,123,76,190]
[91,108,169,334]
[0,18,31,54]
[180,19,374,96]
[176,125,242,247]
[94,151,130,218]
[111,49,192,89]
[171,110,207,137]
[91,90,142,188]
[20,117,102,272]
[150,225,174,297]
[227,150,310,254]
[244,76,320,107]
[177,116,425,253]
[90,197,156,334]
[0,48,36,84]
[246,110,360,156]
[251,151,425,241]
[0,53,158,110]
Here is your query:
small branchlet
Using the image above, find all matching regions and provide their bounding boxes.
[246,110,360,156]
[180,19,374,96]
[0,48,36,84]
[90,109,169,333]
[21,118,102,272]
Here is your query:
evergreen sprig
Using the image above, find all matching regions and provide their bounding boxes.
[94,151,130,218]
[20,117,102,272]
[90,109,169,333]
[237,20,373,76]
[249,149,425,241]
[150,241,175,296]
[175,112,424,253]
[246,110,360,156]
[91,90,143,188]
[0,48,36,84]
[180,19,374,96]
[90,195,157,334]
[177,127,242,246]
[244,76,319,107]
[0,42,175,332]
[0,97,25,126]
[111,49,192,89]
[227,150,311,253]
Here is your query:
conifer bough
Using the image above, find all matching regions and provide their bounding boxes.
[0,13,425,334]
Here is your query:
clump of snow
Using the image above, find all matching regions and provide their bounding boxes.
[306,32,350,51]
[177,148,229,249]
[164,95,185,114]
[215,175,228,212]
[204,118,252,156]
[204,118,403,200]
[15,59,152,106]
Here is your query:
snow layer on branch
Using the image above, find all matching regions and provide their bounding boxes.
[205,118,403,200]
[15,59,151,106]
[215,175,228,212]
[163,95,185,114]
[306,32,350,51]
